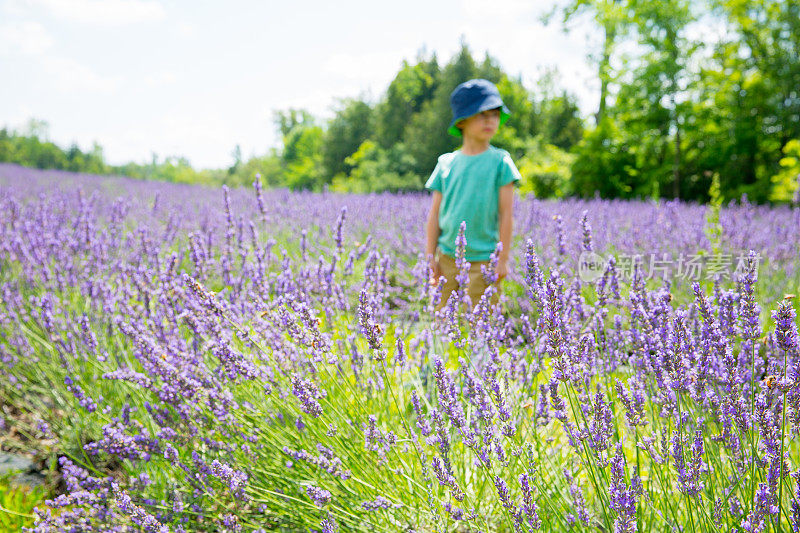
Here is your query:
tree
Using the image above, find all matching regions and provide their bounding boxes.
[375,54,439,148]
[230,151,283,188]
[229,144,242,175]
[617,0,695,198]
[490,76,537,159]
[549,0,629,125]
[769,139,800,202]
[24,118,50,140]
[529,69,584,150]
[322,98,375,180]
[539,91,584,150]
[280,120,324,190]
[332,141,421,193]
[404,42,480,177]
[274,109,315,137]
[700,0,800,201]
[571,117,641,198]
[516,136,576,198]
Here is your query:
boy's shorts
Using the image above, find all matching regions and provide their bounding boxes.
[436,253,502,311]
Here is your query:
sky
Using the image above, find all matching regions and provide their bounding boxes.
[0,0,601,169]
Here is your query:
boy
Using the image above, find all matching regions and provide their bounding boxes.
[425,78,521,310]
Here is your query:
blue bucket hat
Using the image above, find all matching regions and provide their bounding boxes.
[448,79,510,137]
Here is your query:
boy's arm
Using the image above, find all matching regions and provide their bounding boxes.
[426,191,443,281]
[497,183,514,279]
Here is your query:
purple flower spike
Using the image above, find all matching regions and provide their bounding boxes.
[306,485,332,507]
[580,210,593,253]
[290,374,325,418]
[774,301,799,355]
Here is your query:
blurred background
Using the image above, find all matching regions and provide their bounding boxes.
[1,0,798,203]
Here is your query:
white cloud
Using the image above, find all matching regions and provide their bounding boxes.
[323,51,406,85]
[1,109,38,132]
[276,88,342,119]
[106,111,244,168]
[142,70,177,88]
[462,0,545,20]
[43,56,121,92]
[0,20,53,55]
[176,21,195,37]
[1,0,30,16]
[25,0,166,25]
[0,17,121,93]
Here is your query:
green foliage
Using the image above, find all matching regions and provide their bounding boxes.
[402,44,481,177]
[274,109,316,137]
[374,56,439,148]
[0,125,108,175]
[331,141,421,193]
[231,152,284,188]
[546,0,797,202]
[115,155,225,186]
[770,139,800,203]
[537,91,584,151]
[705,172,724,254]
[570,118,640,198]
[554,0,631,124]
[516,136,576,198]
[272,110,325,190]
[323,99,375,179]
[282,124,325,190]
[0,475,47,530]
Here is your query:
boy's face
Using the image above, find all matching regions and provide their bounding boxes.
[457,108,501,142]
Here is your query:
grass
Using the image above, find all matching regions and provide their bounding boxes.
[0,474,48,531]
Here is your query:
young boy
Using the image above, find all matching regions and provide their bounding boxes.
[425,78,521,310]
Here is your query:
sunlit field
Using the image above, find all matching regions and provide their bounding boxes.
[2,163,800,532]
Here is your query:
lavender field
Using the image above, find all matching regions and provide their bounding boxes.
[1,162,800,532]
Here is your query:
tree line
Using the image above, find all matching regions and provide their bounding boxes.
[2,0,798,203]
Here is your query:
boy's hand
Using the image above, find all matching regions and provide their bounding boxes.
[429,258,442,285]
[497,259,509,280]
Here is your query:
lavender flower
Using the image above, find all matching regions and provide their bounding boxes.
[361,496,397,511]
[554,214,567,256]
[615,378,647,427]
[112,484,169,532]
[320,514,339,533]
[494,476,516,514]
[453,221,471,307]
[334,206,347,251]
[411,390,432,437]
[519,473,541,530]
[580,210,593,253]
[481,242,503,286]
[306,485,332,507]
[36,419,51,437]
[774,301,799,355]
[791,470,800,531]
[210,459,248,497]
[358,288,385,356]
[291,374,325,417]
[6,163,800,533]
[608,445,637,533]
[564,469,590,526]
[253,174,267,216]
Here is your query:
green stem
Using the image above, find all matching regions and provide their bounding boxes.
[750,339,758,517]
[563,384,614,533]
[676,391,697,532]
[777,345,789,533]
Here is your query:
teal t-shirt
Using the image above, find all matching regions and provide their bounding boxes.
[425,145,521,262]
